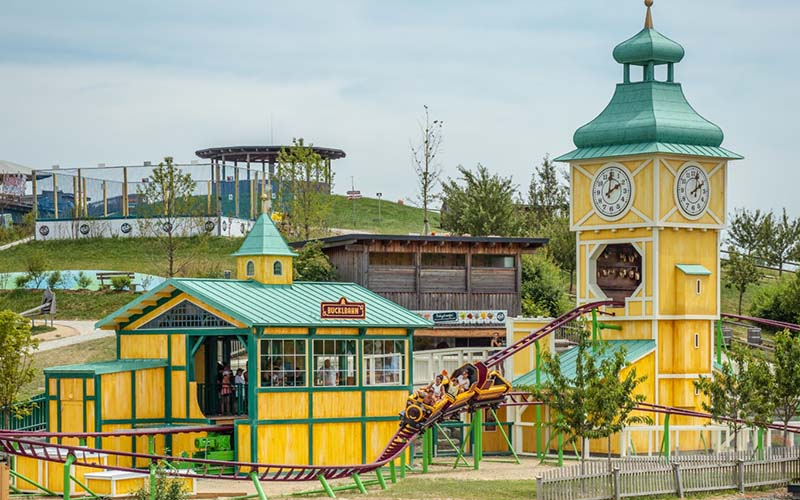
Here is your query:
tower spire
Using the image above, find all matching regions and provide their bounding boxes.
[644,0,654,29]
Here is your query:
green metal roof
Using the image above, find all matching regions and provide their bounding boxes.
[231,214,297,257]
[513,339,655,387]
[555,142,742,162]
[571,82,725,150]
[613,28,684,65]
[676,264,712,276]
[96,279,434,330]
[44,359,168,375]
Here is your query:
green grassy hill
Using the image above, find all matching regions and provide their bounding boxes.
[327,194,441,235]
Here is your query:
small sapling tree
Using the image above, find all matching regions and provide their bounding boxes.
[772,330,800,447]
[0,310,39,428]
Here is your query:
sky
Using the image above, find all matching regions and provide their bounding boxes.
[1,1,798,215]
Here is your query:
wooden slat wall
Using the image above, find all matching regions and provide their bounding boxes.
[327,247,367,286]
[420,268,467,292]
[470,268,516,292]
[368,267,416,292]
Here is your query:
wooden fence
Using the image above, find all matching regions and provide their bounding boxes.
[537,449,800,500]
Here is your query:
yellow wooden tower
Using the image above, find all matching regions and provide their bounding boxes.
[555,0,742,450]
[233,194,296,285]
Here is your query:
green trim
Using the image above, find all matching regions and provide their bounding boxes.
[307,329,314,465]
[94,375,102,447]
[119,328,251,336]
[359,328,366,463]
[255,416,399,425]
[249,330,259,464]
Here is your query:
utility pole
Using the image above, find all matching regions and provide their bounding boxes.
[377,192,383,224]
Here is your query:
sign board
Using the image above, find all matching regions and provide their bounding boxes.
[321,297,366,320]
[414,310,507,326]
[346,190,362,200]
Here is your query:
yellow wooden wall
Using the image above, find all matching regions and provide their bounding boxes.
[237,255,294,284]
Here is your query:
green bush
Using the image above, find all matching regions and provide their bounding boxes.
[520,251,570,317]
[14,275,29,289]
[132,469,189,500]
[46,271,63,289]
[750,274,800,325]
[294,241,336,282]
[110,275,132,291]
[76,271,93,290]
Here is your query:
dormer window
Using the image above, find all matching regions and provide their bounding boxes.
[246,260,255,278]
[273,261,283,276]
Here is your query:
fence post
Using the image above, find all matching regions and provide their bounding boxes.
[536,474,543,500]
[672,463,684,498]
[736,459,744,493]
[612,466,621,500]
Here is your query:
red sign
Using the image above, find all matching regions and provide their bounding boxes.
[320,297,366,320]
[346,190,362,200]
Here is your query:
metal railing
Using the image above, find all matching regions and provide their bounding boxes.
[0,394,47,431]
[196,383,248,417]
[412,347,505,387]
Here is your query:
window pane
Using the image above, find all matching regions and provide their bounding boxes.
[313,339,357,387]
[364,339,406,386]
[260,339,306,387]
[421,253,465,267]
[369,252,414,266]
[472,254,514,268]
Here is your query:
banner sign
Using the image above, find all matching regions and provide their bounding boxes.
[414,310,507,326]
[321,297,366,320]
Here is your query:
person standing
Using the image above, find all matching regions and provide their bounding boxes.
[317,359,337,386]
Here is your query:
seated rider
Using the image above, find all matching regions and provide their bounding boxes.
[455,369,471,394]
[422,374,445,405]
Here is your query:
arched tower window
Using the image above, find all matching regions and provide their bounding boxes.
[246,260,255,277]
[273,261,283,276]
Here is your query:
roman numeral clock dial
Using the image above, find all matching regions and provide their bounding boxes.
[675,164,710,219]
[591,164,634,221]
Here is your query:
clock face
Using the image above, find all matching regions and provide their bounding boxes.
[675,164,710,219]
[591,164,633,220]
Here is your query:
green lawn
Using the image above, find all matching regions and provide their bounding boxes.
[327,194,441,235]
[0,289,138,320]
[22,336,116,398]
[359,479,536,500]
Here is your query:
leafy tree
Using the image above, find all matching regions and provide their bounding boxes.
[440,164,521,236]
[723,246,762,315]
[23,250,48,288]
[759,209,800,277]
[772,330,800,447]
[410,105,444,235]
[520,252,570,317]
[727,208,767,257]
[533,332,649,473]
[694,345,774,453]
[750,274,800,324]
[294,241,336,282]
[0,310,39,428]
[527,155,568,231]
[542,216,576,293]
[137,157,203,277]
[275,138,333,240]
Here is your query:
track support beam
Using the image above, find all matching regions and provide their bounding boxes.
[250,471,268,500]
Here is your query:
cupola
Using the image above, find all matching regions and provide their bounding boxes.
[232,194,296,285]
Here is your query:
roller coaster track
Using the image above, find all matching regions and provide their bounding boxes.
[720,313,800,333]
[0,300,645,482]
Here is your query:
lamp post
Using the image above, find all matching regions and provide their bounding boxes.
[376,192,383,224]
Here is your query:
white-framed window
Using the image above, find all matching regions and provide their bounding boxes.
[695,279,702,295]
[313,339,357,387]
[694,333,700,349]
[273,261,283,276]
[363,339,406,386]
[260,339,306,387]
[246,260,255,277]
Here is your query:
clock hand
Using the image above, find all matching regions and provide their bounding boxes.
[691,181,705,197]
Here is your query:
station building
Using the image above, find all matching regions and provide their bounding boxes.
[43,207,432,465]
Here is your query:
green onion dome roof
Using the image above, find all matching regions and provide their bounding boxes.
[613,28,685,65]
[555,0,740,161]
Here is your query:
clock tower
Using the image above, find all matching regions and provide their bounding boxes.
[555,0,742,450]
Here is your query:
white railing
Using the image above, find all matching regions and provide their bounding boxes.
[412,347,505,386]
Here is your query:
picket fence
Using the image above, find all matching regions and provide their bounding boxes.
[536,448,800,500]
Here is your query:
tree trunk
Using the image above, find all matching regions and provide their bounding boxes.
[737,291,744,315]
[569,269,575,294]
[785,419,790,448]
[733,427,739,454]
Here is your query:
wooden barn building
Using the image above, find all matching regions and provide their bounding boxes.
[291,234,547,348]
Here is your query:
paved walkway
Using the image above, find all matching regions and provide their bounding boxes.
[0,236,33,251]
[36,320,114,351]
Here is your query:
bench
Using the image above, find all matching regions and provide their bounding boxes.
[96,271,135,289]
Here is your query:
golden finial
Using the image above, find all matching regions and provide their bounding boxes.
[260,193,268,215]
[644,0,654,29]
